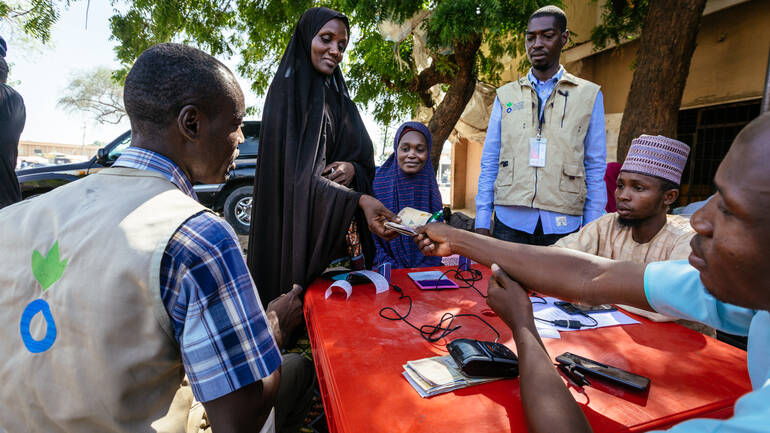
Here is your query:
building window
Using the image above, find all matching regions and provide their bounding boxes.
[676,100,761,206]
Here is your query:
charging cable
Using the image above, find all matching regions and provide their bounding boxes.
[379,284,501,343]
[534,312,598,329]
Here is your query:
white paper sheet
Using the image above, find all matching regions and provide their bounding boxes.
[535,324,562,339]
[348,270,390,293]
[529,296,561,339]
[325,280,352,300]
[324,270,390,301]
[532,297,639,332]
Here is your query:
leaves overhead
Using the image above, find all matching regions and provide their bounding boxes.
[108,0,552,125]
[0,0,72,43]
[590,0,648,49]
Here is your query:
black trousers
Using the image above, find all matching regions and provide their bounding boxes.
[274,353,316,433]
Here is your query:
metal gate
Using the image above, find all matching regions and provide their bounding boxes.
[675,99,761,206]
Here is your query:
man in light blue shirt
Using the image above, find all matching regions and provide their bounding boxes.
[476,6,606,245]
[416,111,770,432]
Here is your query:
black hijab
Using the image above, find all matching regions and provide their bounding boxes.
[247,7,376,306]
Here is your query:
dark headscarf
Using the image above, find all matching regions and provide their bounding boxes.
[247,7,376,306]
[372,122,442,269]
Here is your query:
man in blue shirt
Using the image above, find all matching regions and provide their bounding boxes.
[476,5,606,245]
[417,112,770,431]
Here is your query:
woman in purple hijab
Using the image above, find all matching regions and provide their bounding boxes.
[372,121,443,269]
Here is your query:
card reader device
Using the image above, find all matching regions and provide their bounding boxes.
[447,338,519,378]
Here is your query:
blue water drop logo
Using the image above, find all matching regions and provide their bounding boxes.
[20,299,57,353]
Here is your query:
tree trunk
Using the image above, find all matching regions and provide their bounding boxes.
[616,0,706,161]
[428,35,482,175]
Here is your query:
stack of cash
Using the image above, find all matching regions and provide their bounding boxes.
[402,355,503,398]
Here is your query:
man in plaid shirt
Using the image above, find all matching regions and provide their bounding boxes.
[0,43,312,433]
[113,44,314,432]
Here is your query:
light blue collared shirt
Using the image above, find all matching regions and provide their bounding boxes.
[645,260,769,432]
[476,66,607,234]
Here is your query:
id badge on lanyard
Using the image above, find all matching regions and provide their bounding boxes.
[529,135,547,168]
[529,99,547,168]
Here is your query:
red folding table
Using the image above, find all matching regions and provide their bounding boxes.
[303,265,751,432]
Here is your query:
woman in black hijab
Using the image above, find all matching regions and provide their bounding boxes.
[247,7,397,305]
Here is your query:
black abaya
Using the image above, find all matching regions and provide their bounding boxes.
[247,7,376,306]
[0,84,25,209]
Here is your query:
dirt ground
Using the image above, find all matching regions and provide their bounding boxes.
[237,234,249,255]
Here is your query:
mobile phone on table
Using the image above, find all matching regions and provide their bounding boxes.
[408,271,460,290]
[556,352,650,391]
[554,301,616,315]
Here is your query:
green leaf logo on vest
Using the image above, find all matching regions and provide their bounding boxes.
[32,241,68,291]
[20,242,66,353]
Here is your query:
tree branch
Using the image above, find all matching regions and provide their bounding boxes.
[427,34,483,173]
[407,62,454,107]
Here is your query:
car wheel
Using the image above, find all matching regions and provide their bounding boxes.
[223,185,253,235]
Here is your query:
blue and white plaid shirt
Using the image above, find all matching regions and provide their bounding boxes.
[114,147,282,402]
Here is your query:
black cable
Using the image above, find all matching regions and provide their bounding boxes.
[378,264,546,343]
[431,265,548,306]
[534,310,598,330]
[555,362,590,387]
[431,266,485,297]
[379,284,500,343]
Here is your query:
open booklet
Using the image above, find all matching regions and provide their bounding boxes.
[402,355,505,398]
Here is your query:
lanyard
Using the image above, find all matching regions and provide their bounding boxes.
[536,96,544,138]
[535,85,569,137]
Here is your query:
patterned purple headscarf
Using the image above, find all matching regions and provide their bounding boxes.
[372,121,443,269]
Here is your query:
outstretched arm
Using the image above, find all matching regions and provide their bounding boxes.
[488,265,592,433]
[415,223,649,310]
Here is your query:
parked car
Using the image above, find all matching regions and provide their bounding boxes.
[16,121,260,235]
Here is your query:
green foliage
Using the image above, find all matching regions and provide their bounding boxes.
[345,28,421,125]
[108,0,553,124]
[590,0,648,49]
[0,0,72,43]
[57,66,126,124]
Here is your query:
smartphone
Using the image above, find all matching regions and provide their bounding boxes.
[554,301,616,315]
[408,271,459,290]
[556,352,650,391]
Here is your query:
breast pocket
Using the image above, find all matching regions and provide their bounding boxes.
[559,163,584,194]
[495,158,514,187]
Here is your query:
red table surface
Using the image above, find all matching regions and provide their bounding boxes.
[303,265,751,433]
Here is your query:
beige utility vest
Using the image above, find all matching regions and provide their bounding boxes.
[494,72,599,215]
[0,167,207,433]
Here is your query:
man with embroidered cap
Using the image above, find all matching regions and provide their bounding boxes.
[0,43,313,433]
[475,5,606,245]
[0,35,26,209]
[553,134,701,324]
